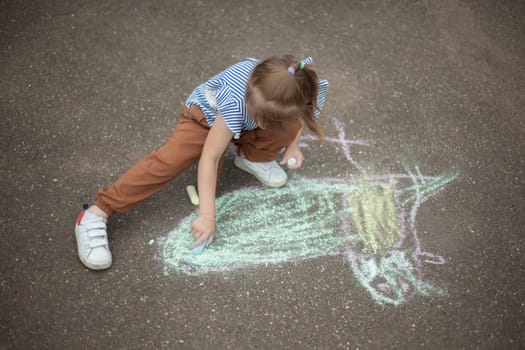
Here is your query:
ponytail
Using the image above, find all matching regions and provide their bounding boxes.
[282,55,324,141]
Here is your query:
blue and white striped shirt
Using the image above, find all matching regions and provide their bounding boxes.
[185,57,329,139]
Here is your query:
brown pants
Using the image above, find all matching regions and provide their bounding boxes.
[94,106,302,216]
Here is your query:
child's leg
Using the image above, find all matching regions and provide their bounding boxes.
[76,106,223,270]
[94,106,212,216]
[233,120,302,187]
[235,119,302,162]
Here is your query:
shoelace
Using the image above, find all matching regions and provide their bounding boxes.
[83,217,109,249]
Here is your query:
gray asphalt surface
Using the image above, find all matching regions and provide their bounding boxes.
[1,0,524,349]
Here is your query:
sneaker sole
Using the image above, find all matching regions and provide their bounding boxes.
[234,157,288,188]
[78,253,112,270]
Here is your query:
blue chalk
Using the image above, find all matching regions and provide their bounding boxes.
[192,241,207,256]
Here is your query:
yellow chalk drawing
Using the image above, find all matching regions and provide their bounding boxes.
[348,181,400,253]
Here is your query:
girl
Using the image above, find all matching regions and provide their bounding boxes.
[75,55,329,270]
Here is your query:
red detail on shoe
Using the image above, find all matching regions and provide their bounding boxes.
[76,211,86,226]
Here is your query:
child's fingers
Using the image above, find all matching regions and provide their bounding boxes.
[190,220,198,232]
[190,221,205,240]
[192,234,207,248]
[190,223,200,238]
[191,232,202,245]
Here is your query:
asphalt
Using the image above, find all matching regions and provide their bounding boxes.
[1,0,524,349]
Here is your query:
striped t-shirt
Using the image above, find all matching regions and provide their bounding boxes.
[185,57,329,139]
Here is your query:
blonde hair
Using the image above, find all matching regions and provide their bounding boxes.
[245,55,324,140]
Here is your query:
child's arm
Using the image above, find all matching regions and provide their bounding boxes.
[280,119,304,169]
[191,115,233,248]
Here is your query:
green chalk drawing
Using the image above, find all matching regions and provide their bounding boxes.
[162,180,356,274]
[160,170,458,305]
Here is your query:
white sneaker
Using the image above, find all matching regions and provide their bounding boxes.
[75,211,112,270]
[234,156,288,187]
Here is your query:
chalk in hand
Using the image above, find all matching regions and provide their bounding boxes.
[287,157,297,168]
[186,185,199,205]
[192,240,207,256]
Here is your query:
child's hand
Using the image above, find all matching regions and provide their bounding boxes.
[191,214,215,248]
[280,146,304,169]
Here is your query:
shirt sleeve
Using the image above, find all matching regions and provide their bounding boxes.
[213,82,245,137]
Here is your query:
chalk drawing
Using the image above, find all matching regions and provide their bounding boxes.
[348,180,400,253]
[301,118,372,174]
[158,117,459,305]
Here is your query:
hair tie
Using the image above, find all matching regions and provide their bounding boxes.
[287,60,306,75]
[299,60,306,70]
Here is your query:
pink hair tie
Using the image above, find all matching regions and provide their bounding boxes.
[287,66,295,74]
